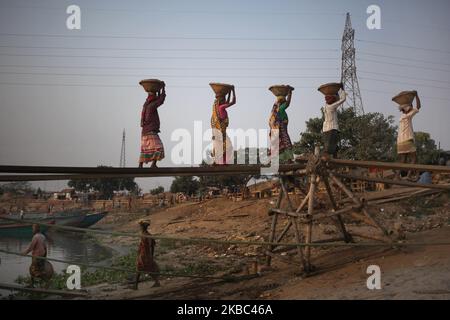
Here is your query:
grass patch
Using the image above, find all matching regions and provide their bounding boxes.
[13,251,138,299]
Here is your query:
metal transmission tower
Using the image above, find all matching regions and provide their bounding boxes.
[341,12,364,115]
[119,129,126,167]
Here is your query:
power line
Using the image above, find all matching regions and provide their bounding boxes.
[0,32,341,41]
[356,39,450,55]
[0,44,339,53]
[360,88,450,102]
[0,52,339,61]
[360,76,450,90]
[0,64,340,71]
[359,51,450,67]
[0,5,346,16]
[0,81,317,89]
[358,58,450,73]
[0,71,338,79]
[358,70,450,85]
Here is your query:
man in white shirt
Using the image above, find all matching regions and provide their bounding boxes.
[396,91,421,179]
[322,90,347,159]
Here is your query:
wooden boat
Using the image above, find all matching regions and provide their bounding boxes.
[0,209,99,238]
[77,211,108,228]
[0,216,55,238]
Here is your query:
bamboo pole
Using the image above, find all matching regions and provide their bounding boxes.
[328,159,450,174]
[330,173,391,239]
[321,174,352,243]
[266,187,284,266]
[334,173,450,191]
[304,148,320,272]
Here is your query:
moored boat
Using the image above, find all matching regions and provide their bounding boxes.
[77,211,108,228]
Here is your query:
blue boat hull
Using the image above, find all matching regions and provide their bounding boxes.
[77,212,108,228]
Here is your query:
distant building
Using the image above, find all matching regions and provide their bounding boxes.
[53,188,76,200]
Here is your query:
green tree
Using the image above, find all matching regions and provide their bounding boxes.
[414,132,440,165]
[68,165,138,199]
[170,176,200,195]
[293,108,397,161]
[150,186,164,195]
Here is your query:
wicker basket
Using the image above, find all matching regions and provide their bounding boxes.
[139,79,165,93]
[318,82,342,96]
[269,85,294,97]
[209,83,233,96]
[392,91,416,106]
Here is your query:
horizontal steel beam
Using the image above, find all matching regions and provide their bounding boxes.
[0,164,306,181]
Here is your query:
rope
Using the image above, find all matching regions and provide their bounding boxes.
[1,216,450,248]
[0,248,245,282]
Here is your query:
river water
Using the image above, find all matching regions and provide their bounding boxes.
[0,232,115,298]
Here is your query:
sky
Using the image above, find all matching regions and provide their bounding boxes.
[0,0,449,192]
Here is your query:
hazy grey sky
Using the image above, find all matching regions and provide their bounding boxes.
[1,0,449,192]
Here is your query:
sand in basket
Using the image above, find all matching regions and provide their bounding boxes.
[139,79,165,93]
[269,85,294,97]
[392,91,417,106]
[210,83,233,97]
[318,82,343,96]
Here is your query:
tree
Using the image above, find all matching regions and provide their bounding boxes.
[415,132,440,165]
[170,176,200,195]
[68,165,138,199]
[150,186,164,195]
[198,157,255,193]
[0,182,33,194]
[293,108,397,161]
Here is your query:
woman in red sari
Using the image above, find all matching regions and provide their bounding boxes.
[133,219,160,290]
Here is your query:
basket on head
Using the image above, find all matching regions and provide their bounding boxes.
[209,83,233,97]
[318,82,342,96]
[269,85,294,97]
[139,79,165,93]
[392,91,416,106]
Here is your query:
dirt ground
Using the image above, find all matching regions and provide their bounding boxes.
[88,187,450,300]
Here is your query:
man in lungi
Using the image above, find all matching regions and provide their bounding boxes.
[22,224,53,288]
[396,91,421,179]
[139,85,166,168]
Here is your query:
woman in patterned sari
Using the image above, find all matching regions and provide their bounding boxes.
[139,85,166,168]
[211,86,236,165]
[269,89,294,162]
